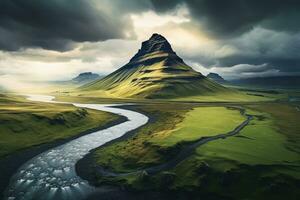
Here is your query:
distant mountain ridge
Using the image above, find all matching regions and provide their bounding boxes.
[81,33,230,98]
[230,76,300,89]
[72,72,100,84]
[207,73,227,84]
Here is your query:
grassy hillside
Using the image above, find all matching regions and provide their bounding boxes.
[68,34,289,102]
[57,85,286,104]
[82,59,230,99]
[80,34,234,99]
[0,94,120,158]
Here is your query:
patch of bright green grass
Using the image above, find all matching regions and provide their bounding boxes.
[0,94,120,157]
[152,105,300,199]
[195,109,299,167]
[91,102,300,199]
[93,104,192,172]
[247,103,300,153]
[93,105,246,173]
[149,107,246,147]
[174,90,285,102]
[172,104,300,189]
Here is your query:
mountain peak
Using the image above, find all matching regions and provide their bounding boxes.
[148,33,168,43]
[207,73,227,84]
[81,34,228,98]
[142,33,174,53]
[130,33,175,62]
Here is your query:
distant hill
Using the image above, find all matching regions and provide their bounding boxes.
[81,33,230,99]
[72,72,100,84]
[0,86,5,92]
[207,73,228,84]
[230,76,300,89]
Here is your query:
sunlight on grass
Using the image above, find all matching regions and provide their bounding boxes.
[150,107,245,147]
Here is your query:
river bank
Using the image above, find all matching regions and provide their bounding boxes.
[75,106,253,200]
[0,114,127,199]
[4,95,149,200]
[75,105,157,198]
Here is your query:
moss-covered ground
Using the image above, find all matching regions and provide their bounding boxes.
[0,94,120,158]
[87,101,300,200]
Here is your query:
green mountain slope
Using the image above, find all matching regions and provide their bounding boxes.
[81,33,231,99]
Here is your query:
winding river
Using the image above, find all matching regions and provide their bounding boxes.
[4,94,149,200]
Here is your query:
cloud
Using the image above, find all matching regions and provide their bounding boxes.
[150,0,300,37]
[0,0,299,85]
[173,26,300,78]
[225,63,270,73]
[0,38,141,84]
[214,28,300,72]
[0,0,135,51]
[206,63,283,79]
[128,6,227,67]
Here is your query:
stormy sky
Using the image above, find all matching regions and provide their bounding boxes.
[0,0,299,90]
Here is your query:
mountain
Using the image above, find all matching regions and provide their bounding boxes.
[81,33,229,99]
[230,76,300,89]
[0,87,6,92]
[72,72,100,84]
[207,73,227,84]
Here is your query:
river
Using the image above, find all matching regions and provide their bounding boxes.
[4,94,149,200]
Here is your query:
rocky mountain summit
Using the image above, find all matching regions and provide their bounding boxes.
[81,34,229,98]
[207,73,227,84]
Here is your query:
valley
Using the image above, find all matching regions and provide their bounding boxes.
[72,100,300,200]
[1,88,299,199]
[0,94,124,198]
[0,94,122,158]
[0,33,299,200]
[1,1,300,199]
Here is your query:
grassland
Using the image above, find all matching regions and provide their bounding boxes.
[169,103,300,199]
[173,90,286,102]
[0,94,120,158]
[2,88,296,199]
[55,84,288,105]
[82,100,300,199]
[148,107,246,147]
[90,105,247,172]
[74,87,276,102]
[91,103,194,172]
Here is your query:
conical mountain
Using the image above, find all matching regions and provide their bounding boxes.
[81,33,229,98]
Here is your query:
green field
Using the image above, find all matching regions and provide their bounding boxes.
[0,94,120,158]
[1,91,298,199]
[91,105,248,172]
[194,106,299,168]
[170,104,300,199]
[54,84,288,104]
[85,101,300,199]
[149,107,246,147]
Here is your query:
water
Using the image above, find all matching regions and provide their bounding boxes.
[5,94,148,200]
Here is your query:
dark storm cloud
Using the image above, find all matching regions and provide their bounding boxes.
[150,0,300,37]
[218,27,300,74]
[176,25,300,76]
[149,0,300,76]
[1,0,299,78]
[0,0,131,51]
[217,55,300,72]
